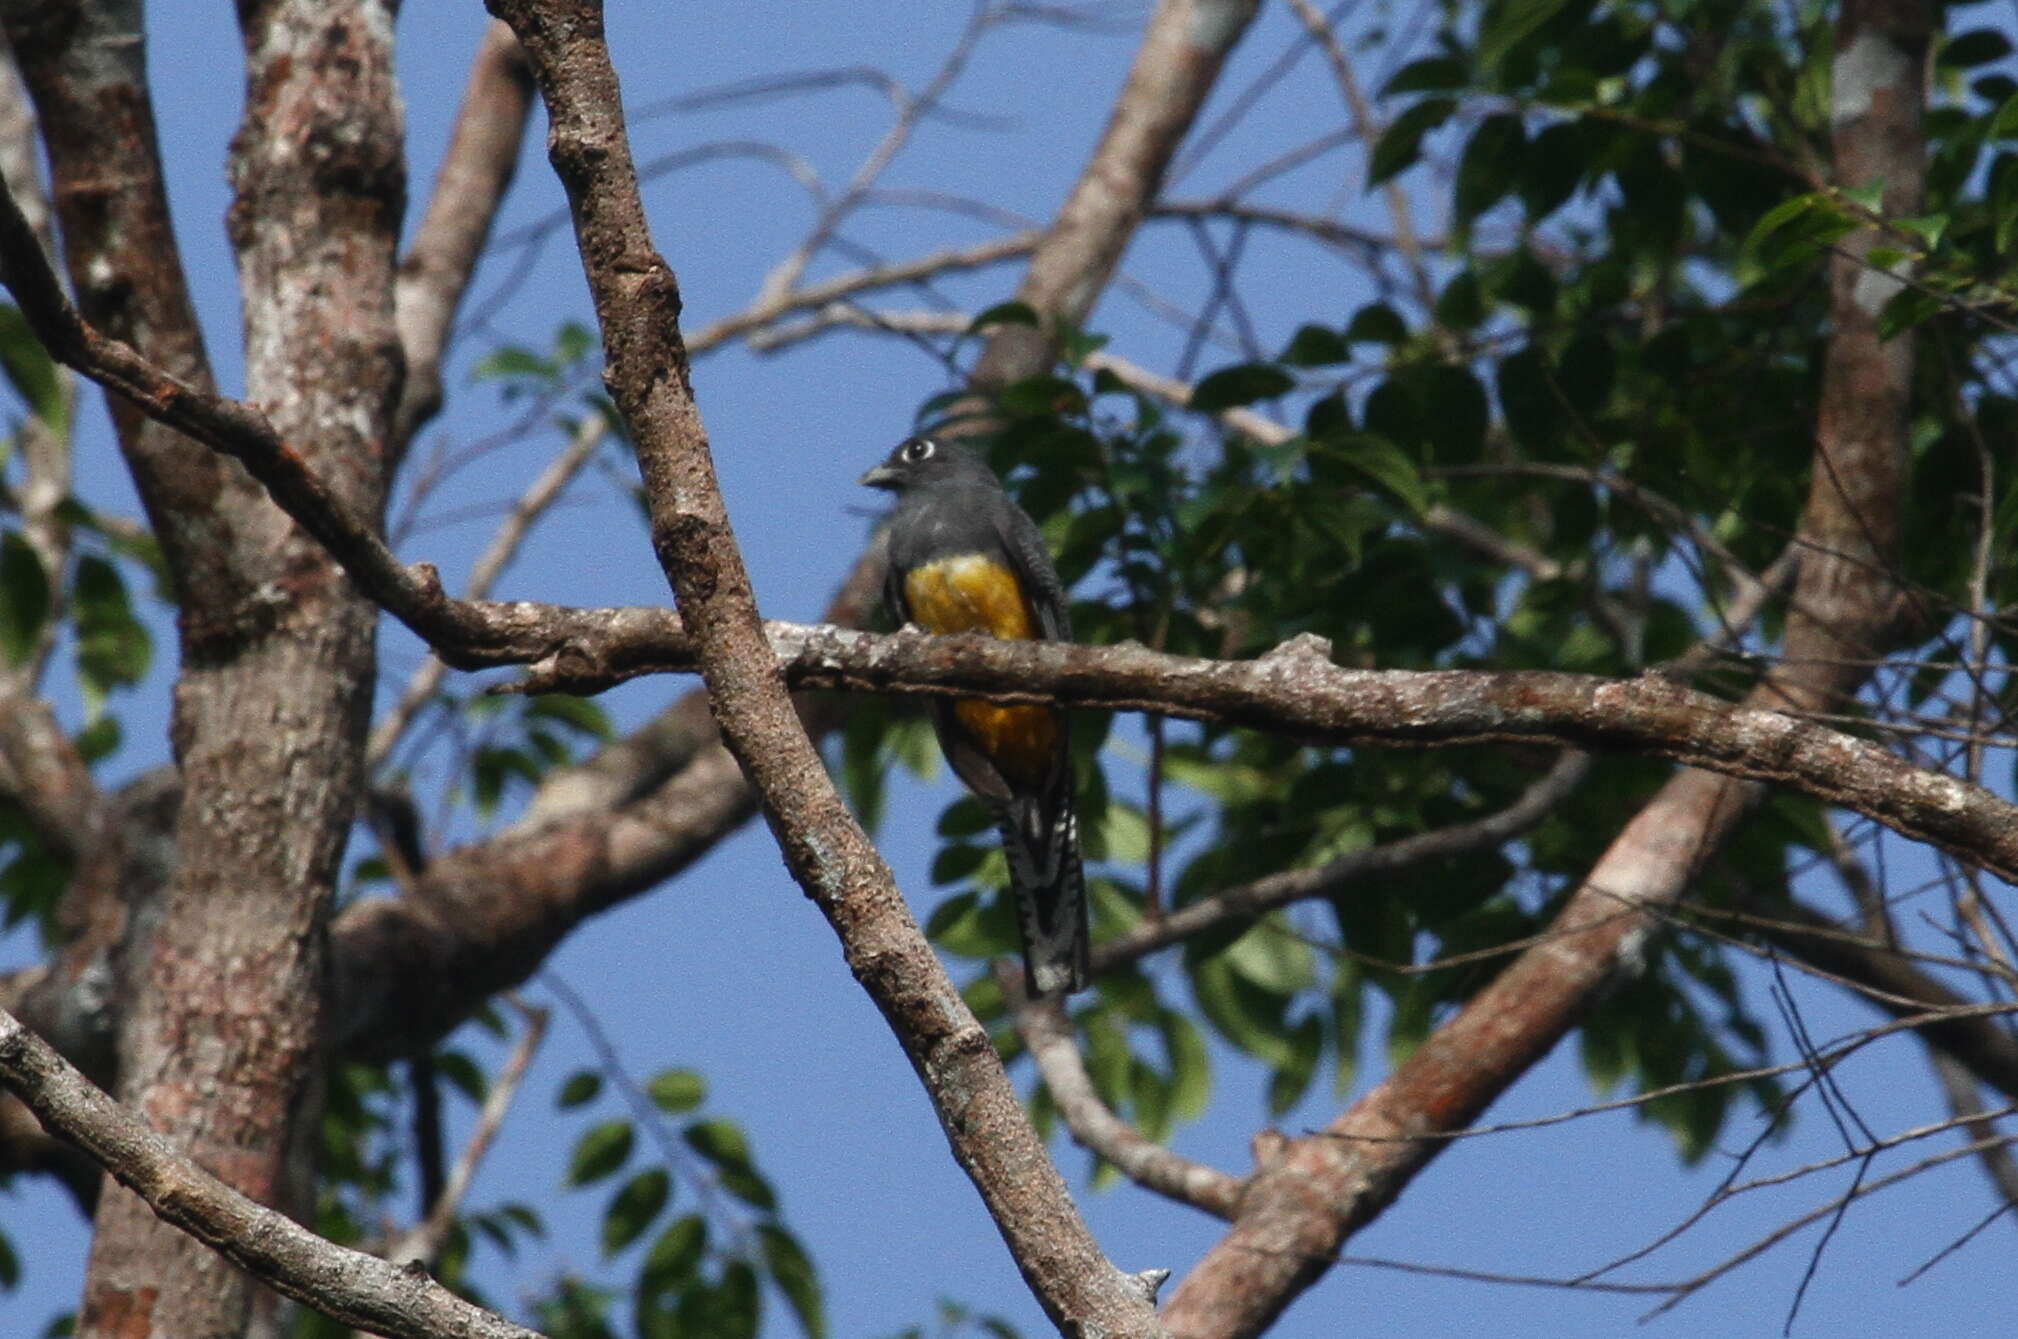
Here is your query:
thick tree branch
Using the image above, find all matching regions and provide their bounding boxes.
[0,1007,548,1339]
[486,3,1164,1335]
[393,19,535,452]
[1,0,238,601]
[320,615,2018,1062]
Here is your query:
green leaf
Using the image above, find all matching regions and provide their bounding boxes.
[684,1116,779,1209]
[925,887,1014,956]
[1433,270,1485,330]
[1310,434,1430,518]
[1479,0,1575,69]
[601,1168,670,1256]
[469,344,554,385]
[646,1069,707,1114]
[0,1227,16,1290]
[1454,114,1526,229]
[929,841,989,887]
[1266,1013,1324,1117]
[1991,93,2018,141]
[1190,953,1298,1069]
[1279,324,1350,367]
[1742,191,1858,273]
[758,1224,827,1339]
[1159,1011,1212,1122]
[1942,28,2013,68]
[997,374,1087,417]
[1519,121,1589,221]
[0,533,49,667]
[554,320,597,368]
[970,301,1040,331]
[1893,213,1947,247]
[567,1120,634,1186]
[712,1261,763,1339]
[558,1070,603,1109]
[434,1049,487,1104]
[1368,97,1455,186]
[75,715,120,765]
[1382,57,1469,96]
[1225,918,1315,995]
[1190,363,1295,414]
[1993,154,2018,254]
[1344,302,1408,344]
[525,694,613,739]
[683,1117,751,1166]
[0,304,67,435]
[1421,366,1489,460]
[639,1215,708,1304]
[717,1164,779,1212]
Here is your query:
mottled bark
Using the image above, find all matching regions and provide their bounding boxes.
[71,1,402,1336]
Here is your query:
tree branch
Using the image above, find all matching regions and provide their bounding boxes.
[393,18,536,453]
[484,3,1164,1334]
[1004,967,1245,1218]
[1757,899,2018,1101]
[973,0,1263,386]
[1092,751,1591,972]
[386,1000,548,1270]
[0,1007,548,1339]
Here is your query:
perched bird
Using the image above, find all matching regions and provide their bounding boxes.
[861,435,1089,996]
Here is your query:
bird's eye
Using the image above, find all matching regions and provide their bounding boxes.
[904,438,936,463]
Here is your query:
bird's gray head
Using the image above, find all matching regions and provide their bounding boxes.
[859,436,995,492]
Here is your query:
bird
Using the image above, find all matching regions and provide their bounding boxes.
[861,434,1089,996]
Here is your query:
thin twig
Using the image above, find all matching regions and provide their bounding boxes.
[1002,965,1244,1216]
[384,996,550,1271]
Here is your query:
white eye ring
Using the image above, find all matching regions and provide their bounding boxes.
[904,438,936,462]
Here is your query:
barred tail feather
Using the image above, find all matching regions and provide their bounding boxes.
[997,799,1089,996]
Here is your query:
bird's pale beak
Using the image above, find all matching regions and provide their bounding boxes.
[859,464,900,489]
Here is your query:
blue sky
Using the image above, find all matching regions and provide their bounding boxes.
[5,4,2018,1337]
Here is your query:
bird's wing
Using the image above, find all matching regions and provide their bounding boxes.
[989,495,1072,642]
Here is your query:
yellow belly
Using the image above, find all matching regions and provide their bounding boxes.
[905,554,1058,788]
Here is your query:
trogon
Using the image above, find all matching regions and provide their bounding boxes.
[861,435,1089,996]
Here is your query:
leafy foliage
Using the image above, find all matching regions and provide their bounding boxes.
[548,1065,823,1339]
[839,0,2018,1169]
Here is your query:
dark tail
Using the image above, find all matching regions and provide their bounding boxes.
[997,793,1089,996]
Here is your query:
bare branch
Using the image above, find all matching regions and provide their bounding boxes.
[750,6,991,309]
[0,1007,549,1339]
[385,999,549,1271]
[1003,966,1245,1217]
[973,0,1264,386]
[1927,1051,2018,1225]
[367,409,612,770]
[394,19,536,451]
[1093,752,1591,971]
[1284,0,1435,308]
[0,697,99,857]
[1757,899,2018,1102]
